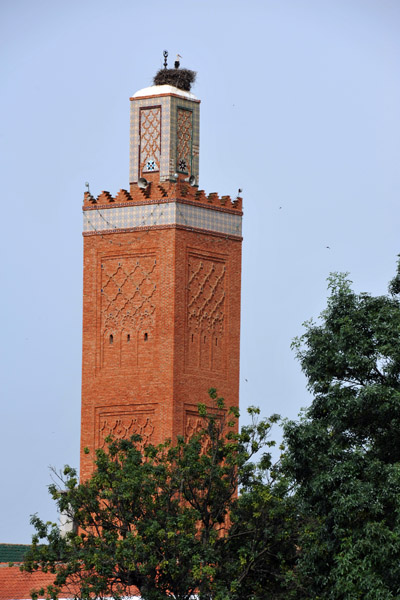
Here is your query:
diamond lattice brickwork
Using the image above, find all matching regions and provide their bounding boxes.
[185,253,226,373]
[187,255,225,335]
[101,255,157,334]
[140,107,161,173]
[176,108,193,173]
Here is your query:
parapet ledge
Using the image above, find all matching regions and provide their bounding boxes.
[83,183,242,212]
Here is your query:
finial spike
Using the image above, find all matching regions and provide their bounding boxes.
[163,50,168,69]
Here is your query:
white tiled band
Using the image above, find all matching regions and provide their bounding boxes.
[83,202,242,238]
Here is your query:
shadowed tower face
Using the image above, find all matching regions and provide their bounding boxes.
[80,68,243,480]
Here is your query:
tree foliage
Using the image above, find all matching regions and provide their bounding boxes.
[23,391,297,600]
[25,260,400,599]
[284,264,400,598]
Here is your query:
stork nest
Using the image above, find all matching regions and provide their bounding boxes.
[153,68,196,92]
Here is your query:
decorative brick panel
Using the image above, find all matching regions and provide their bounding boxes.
[96,405,156,452]
[185,252,226,374]
[99,254,157,370]
[176,108,193,174]
[140,106,161,174]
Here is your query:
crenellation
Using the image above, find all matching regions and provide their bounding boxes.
[83,182,242,214]
[220,195,229,206]
[157,184,168,198]
[84,191,96,205]
[195,189,206,202]
[139,185,151,200]
[97,190,114,204]
[179,183,189,197]
[115,189,132,203]
[232,196,242,211]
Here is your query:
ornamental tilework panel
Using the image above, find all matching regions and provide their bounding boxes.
[176,108,193,174]
[84,203,175,232]
[130,94,199,183]
[176,204,242,237]
[130,96,171,183]
[83,203,242,237]
[140,107,161,173]
[170,96,199,183]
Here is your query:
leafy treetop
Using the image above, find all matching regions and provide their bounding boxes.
[284,261,400,598]
[23,390,297,600]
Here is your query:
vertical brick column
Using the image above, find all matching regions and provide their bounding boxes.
[80,82,242,480]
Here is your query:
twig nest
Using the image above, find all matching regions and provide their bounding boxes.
[153,68,197,92]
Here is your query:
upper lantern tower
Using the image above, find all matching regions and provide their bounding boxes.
[129,60,199,186]
[80,58,243,481]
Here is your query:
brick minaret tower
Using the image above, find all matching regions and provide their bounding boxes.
[80,64,243,479]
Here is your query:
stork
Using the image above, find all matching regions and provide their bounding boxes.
[175,54,182,69]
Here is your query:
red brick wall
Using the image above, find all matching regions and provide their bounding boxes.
[80,223,241,480]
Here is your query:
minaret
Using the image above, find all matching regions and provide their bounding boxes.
[80,61,243,479]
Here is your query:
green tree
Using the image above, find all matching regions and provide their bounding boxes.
[284,265,400,599]
[23,391,297,600]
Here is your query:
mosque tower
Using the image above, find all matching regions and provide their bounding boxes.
[80,59,243,479]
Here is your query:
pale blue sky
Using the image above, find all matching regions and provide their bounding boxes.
[1,0,399,543]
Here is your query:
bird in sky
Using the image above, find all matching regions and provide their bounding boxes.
[175,54,182,69]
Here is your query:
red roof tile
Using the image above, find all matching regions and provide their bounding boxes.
[0,564,69,599]
[0,563,140,599]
